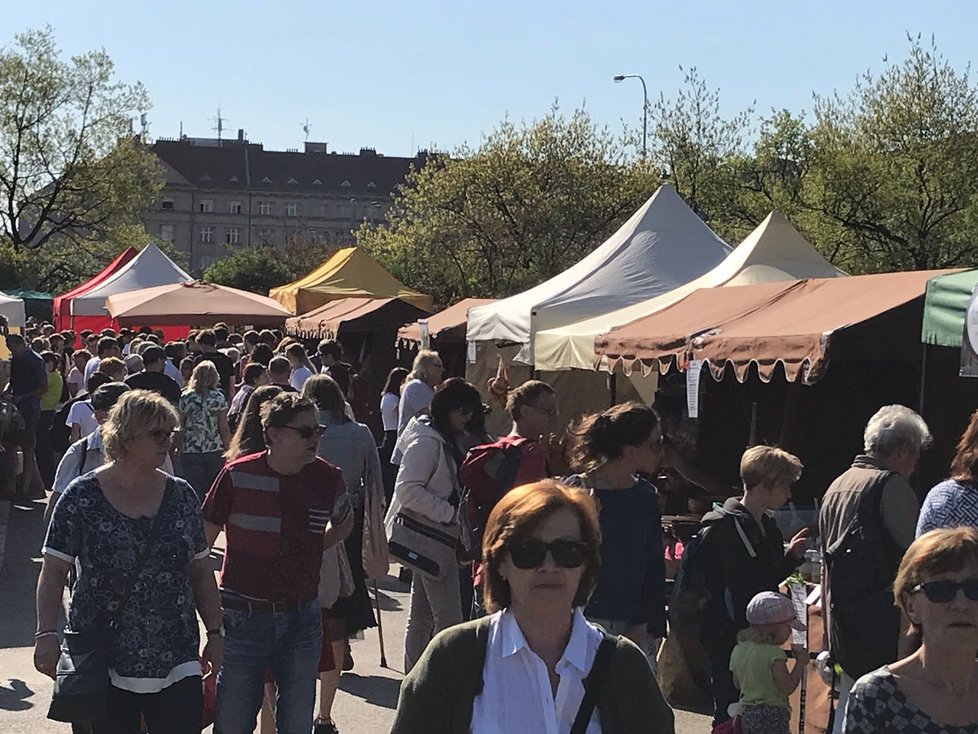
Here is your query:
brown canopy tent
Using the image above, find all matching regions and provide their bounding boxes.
[286,297,431,340]
[105,281,292,326]
[597,269,957,384]
[397,298,496,348]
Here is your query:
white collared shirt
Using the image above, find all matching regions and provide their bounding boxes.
[471,609,603,734]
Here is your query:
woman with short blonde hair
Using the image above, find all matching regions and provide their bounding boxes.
[178,360,230,498]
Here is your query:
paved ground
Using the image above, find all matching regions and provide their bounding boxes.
[0,494,712,732]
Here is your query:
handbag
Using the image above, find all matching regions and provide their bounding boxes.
[47,483,172,724]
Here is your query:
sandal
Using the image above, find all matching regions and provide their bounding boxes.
[314,718,339,734]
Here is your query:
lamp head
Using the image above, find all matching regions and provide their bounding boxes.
[613,75,625,83]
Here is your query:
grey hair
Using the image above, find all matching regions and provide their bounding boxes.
[863,405,932,457]
[411,350,440,381]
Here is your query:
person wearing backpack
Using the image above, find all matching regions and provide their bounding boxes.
[458,380,556,617]
[819,405,930,734]
[690,446,810,729]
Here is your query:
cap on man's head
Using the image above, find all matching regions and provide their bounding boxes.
[745,591,805,630]
[91,382,131,412]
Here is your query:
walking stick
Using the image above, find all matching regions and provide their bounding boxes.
[373,580,388,668]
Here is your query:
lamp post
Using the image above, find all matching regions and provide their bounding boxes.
[613,74,648,159]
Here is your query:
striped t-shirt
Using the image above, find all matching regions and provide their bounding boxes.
[202,451,345,602]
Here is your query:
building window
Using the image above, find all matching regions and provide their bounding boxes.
[199,226,213,244]
[259,201,273,216]
[256,228,272,245]
[225,227,240,245]
[160,224,174,242]
[199,199,214,213]
[161,199,174,210]
[286,203,298,217]
[228,201,242,214]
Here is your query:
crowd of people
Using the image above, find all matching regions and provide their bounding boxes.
[3,316,978,734]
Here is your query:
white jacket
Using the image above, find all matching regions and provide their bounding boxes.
[385,417,460,534]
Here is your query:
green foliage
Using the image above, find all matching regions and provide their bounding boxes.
[203,246,292,295]
[0,27,162,256]
[358,105,659,304]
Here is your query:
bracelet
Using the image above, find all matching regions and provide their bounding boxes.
[206,627,224,638]
[34,630,59,640]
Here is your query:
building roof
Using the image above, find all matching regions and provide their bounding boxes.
[152,139,427,196]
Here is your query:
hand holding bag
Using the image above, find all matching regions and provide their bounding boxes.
[47,483,172,724]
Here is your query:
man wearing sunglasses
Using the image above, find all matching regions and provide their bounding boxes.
[202,393,353,734]
[819,404,932,734]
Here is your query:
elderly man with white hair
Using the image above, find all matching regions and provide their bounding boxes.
[818,404,931,733]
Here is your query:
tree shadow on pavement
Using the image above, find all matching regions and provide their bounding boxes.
[338,673,400,709]
[0,679,34,711]
[371,589,402,612]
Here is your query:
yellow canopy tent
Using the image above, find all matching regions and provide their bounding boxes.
[269,247,433,314]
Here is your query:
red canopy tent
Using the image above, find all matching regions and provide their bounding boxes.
[52,247,138,332]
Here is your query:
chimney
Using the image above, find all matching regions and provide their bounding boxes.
[304,141,328,154]
[237,128,245,141]
[359,147,377,157]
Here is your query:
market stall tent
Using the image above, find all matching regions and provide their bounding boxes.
[921,269,978,347]
[52,246,137,331]
[106,281,292,326]
[397,298,496,348]
[67,244,193,334]
[269,247,433,315]
[0,292,26,328]
[467,184,731,365]
[534,211,846,371]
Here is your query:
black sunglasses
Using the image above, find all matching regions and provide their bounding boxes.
[913,578,978,603]
[281,424,328,440]
[508,539,588,569]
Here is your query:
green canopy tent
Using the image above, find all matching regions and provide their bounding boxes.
[4,289,53,322]
[921,269,978,347]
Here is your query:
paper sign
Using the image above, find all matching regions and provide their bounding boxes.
[686,359,703,418]
[789,583,809,647]
[418,319,429,350]
[467,340,477,364]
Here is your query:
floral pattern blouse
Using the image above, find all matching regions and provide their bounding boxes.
[42,472,209,683]
[179,388,227,454]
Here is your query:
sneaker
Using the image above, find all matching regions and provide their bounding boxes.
[314,719,339,734]
[342,641,354,672]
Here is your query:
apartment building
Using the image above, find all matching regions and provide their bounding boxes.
[144,132,426,273]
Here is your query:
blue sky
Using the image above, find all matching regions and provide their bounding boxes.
[4,1,976,157]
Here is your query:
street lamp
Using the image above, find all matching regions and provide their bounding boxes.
[613,74,648,159]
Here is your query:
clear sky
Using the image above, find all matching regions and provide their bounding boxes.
[4,1,976,157]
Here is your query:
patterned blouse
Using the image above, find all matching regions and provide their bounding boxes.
[179,388,227,454]
[42,472,209,692]
[917,480,978,537]
[844,667,978,733]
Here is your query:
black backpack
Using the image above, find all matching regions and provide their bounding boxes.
[824,471,903,679]
[51,396,90,455]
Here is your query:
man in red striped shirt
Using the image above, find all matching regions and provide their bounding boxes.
[203,393,352,734]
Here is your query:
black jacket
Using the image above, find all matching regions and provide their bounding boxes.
[697,498,800,643]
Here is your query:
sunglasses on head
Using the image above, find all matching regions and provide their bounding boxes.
[507,538,588,569]
[281,424,328,440]
[913,578,978,603]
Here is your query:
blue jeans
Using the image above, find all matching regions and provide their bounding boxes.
[180,450,225,500]
[214,598,323,734]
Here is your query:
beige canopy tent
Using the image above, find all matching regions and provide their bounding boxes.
[269,247,433,315]
[398,298,495,348]
[105,281,292,326]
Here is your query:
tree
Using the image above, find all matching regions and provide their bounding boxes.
[650,66,754,241]
[204,246,292,296]
[0,27,161,253]
[808,34,978,271]
[358,105,657,304]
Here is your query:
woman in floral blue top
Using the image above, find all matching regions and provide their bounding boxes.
[178,360,231,499]
[36,389,223,734]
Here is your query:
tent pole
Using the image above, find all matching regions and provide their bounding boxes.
[609,371,617,407]
[918,344,928,418]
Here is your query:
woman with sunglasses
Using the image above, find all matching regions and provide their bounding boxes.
[391,479,674,733]
[36,389,223,733]
[565,402,668,660]
[843,527,978,732]
[387,377,483,672]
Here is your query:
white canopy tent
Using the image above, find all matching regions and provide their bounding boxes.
[534,210,846,371]
[466,184,731,365]
[69,243,193,317]
[0,292,26,328]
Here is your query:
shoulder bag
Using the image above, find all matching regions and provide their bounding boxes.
[47,481,172,724]
[570,632,617,734]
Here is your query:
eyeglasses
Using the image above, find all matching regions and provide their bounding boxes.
[507,538,588,569]
[913,578,978,603]
[281,424,328,440]
[146,429,178,445]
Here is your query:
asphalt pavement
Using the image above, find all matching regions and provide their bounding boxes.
[0,494,711,733]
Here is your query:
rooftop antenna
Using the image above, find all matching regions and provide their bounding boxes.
[139,113,148,139]
[303,118,312,142]
[211,104,228,141]
[179,120,184,138]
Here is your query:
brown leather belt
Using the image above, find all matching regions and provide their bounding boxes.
[220,592,311,614]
